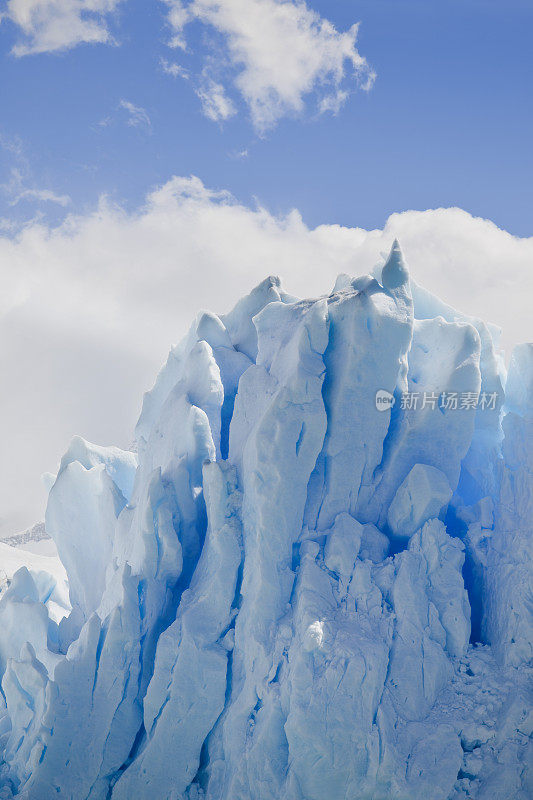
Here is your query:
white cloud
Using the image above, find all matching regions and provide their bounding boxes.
[0,135,71,210]
[1,175,531,537]
[119,99,152,129]
[160,57,189,79]
[165,0,189,49]
[195,78,236,122]
[163,0,375,132]
[94,100,152,132]
[13,185,71,206]
[2,167,71,207]
[229,147,248,160]
[1,0,122,56]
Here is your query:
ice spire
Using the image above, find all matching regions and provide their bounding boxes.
[381,238,410,291]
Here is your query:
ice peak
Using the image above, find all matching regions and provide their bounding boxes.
[260,274,281,289]
[381,238,410,290]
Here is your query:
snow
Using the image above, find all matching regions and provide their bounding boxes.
[0,240,531,799]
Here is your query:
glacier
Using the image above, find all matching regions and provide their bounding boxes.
[0,241,531,799]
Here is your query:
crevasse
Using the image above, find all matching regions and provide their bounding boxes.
[0,242,531,800]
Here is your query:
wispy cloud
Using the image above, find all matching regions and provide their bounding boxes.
[160,57,189,80]
[228,148,249,160]
[119,99,152,130]
[1,0,123,56]
[195,78,236,123]
[0,136,71,209]
[6,173,71,207]
[162,0,375,133]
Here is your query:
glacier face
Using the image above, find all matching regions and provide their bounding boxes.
[0,242,531,800]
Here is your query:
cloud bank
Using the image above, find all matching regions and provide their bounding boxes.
[1,175,532,536]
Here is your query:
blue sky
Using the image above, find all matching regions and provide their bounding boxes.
[1,0,532,235]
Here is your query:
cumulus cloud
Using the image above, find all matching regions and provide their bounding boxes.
[163,0,375,132]
[1,0,122,55]
[1,174,531,536]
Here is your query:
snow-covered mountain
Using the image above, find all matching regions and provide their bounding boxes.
[0,242,531,799]
[0,526,68,627]
[1,523,56,557]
